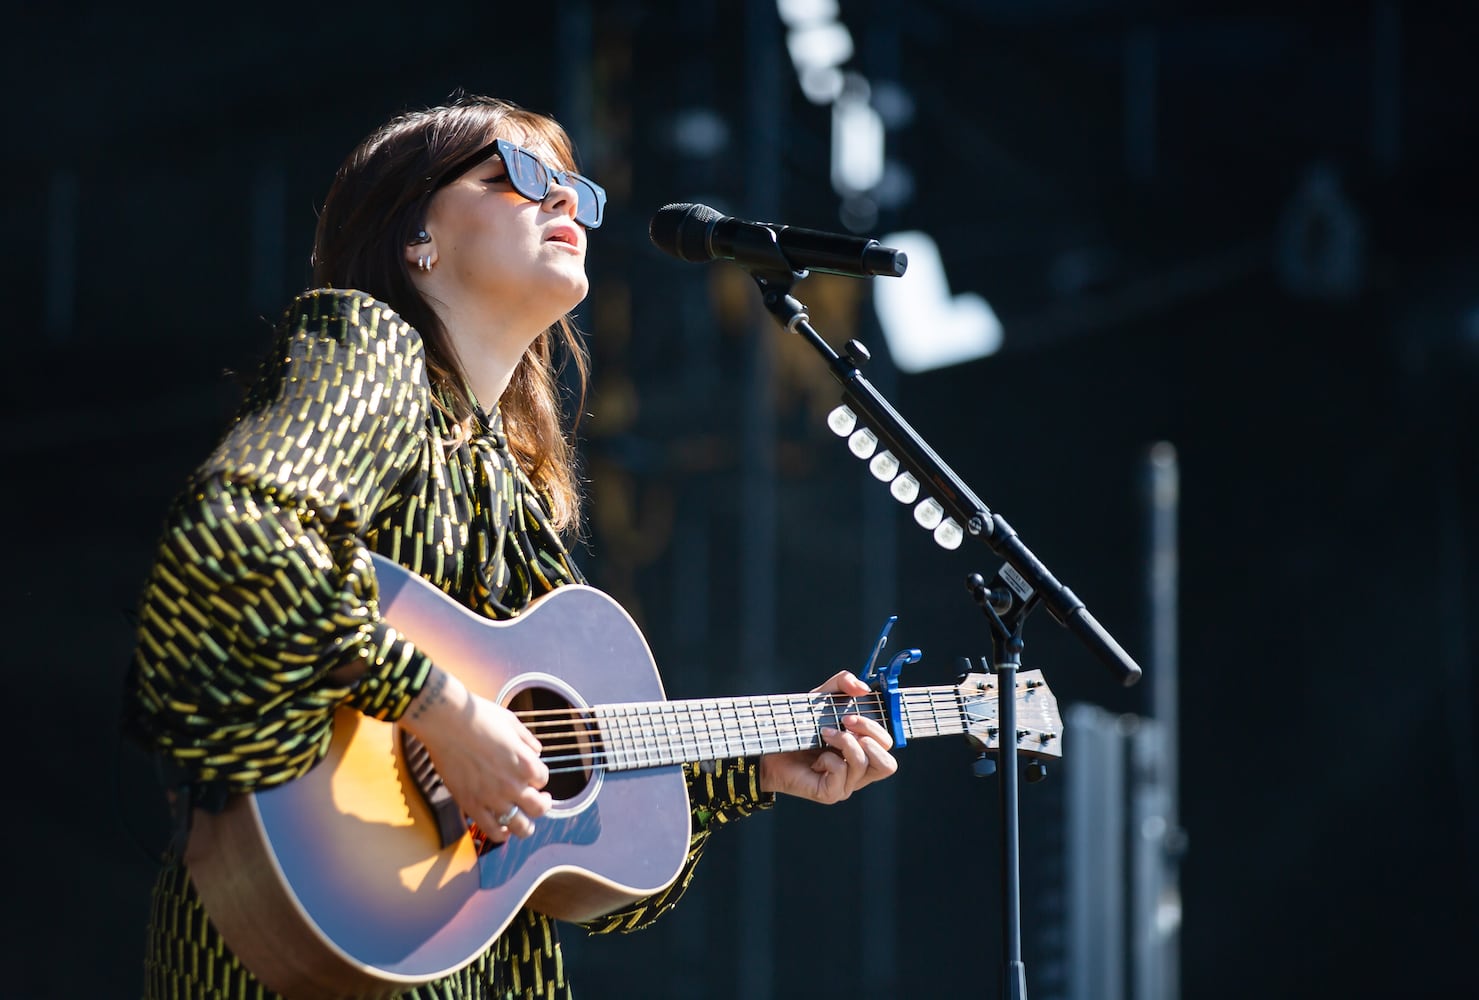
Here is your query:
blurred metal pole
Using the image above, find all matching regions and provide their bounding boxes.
[736,5,784,998]
[1132,442,1182,1000]
[1066,704,1127,1000]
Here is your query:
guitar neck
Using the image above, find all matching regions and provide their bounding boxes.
[593,687,964,770]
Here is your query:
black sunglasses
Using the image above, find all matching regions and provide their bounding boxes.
[431,137,606,229]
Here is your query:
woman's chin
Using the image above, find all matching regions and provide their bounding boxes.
[548,271,591,316]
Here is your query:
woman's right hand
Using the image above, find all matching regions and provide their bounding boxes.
[396,666,552,842]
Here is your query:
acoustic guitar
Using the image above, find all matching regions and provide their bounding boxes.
[185,552,1063,999]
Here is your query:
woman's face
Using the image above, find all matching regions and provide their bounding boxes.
[418,132,591,335]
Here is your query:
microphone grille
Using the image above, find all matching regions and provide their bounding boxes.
[649,202,722,262]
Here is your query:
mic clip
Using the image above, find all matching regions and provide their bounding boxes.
[727,222,807,282]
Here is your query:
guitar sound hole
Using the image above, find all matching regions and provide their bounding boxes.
[509,686,596,803]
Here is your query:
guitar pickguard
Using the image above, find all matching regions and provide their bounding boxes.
[475,804,604,889]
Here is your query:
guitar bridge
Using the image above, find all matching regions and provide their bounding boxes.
[399,728,466,849]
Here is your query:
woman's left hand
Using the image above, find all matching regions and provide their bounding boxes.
[758,670,898,803]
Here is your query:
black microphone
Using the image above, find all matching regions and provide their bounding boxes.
[649,202,908,278]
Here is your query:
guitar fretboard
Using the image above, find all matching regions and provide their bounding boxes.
[593,687,968,771]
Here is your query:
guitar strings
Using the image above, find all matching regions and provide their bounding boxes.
[500,688,1019,776]
[529,696,892,775]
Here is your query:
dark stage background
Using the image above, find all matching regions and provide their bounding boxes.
[4,3,1476,998]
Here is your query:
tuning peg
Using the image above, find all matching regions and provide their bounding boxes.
[955,656,973,683]
[1024,761,1048,783]
[973,752,997,778]
[844,339,872,366]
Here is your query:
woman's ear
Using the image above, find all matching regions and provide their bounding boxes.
[406,229,437,272]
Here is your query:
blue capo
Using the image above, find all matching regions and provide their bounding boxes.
[858,615,921,749]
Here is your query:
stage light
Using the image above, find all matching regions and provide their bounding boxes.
[827,404,857,436]
[933,518,964,550]
[784,21,853,79]
[890,472,920,504]
[831,82,884,196]
[913,497,943,530]
[869,450,899,481]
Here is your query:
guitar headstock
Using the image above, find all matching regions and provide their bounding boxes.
[955,669,1063,760]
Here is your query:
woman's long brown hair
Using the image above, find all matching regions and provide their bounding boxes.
[310,94,589,532]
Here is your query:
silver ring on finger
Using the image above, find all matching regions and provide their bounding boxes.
[496,805,523,827]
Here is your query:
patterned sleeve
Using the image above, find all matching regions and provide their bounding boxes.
[126,289,436,794]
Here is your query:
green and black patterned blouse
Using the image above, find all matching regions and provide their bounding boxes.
[126,289,771,999]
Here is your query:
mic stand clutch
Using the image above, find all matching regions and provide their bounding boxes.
[732,261,1142,1000]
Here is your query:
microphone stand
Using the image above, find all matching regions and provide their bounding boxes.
[964,570,1043,1000]
[729,251,1141,1000]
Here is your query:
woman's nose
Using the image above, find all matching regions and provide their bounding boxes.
[543,179,579,220]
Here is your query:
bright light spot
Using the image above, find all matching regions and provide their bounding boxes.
[670,108,730,158]
[869,450,899,481]
[776,0,839,26]
[873,231,1003,373]
[933,518,964,550]
[914,497,943,530]
[890,472,920,504]
[826,404,857,436]
[799,65,845,104]
[786,22,853,71]
[831,90,883,194]
[847,427,878,459]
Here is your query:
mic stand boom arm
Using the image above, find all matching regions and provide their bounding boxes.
[734,260,1142,1000]
[747,269,1142,688]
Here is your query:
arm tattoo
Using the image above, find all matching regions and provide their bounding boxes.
[409,670,448,721]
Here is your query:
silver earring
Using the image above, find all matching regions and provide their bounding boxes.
[417,255,430,271]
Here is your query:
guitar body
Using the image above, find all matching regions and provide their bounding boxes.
[186,556,692,999]
[181,554,1069,998]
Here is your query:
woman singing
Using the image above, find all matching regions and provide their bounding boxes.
[124,93,896,999]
